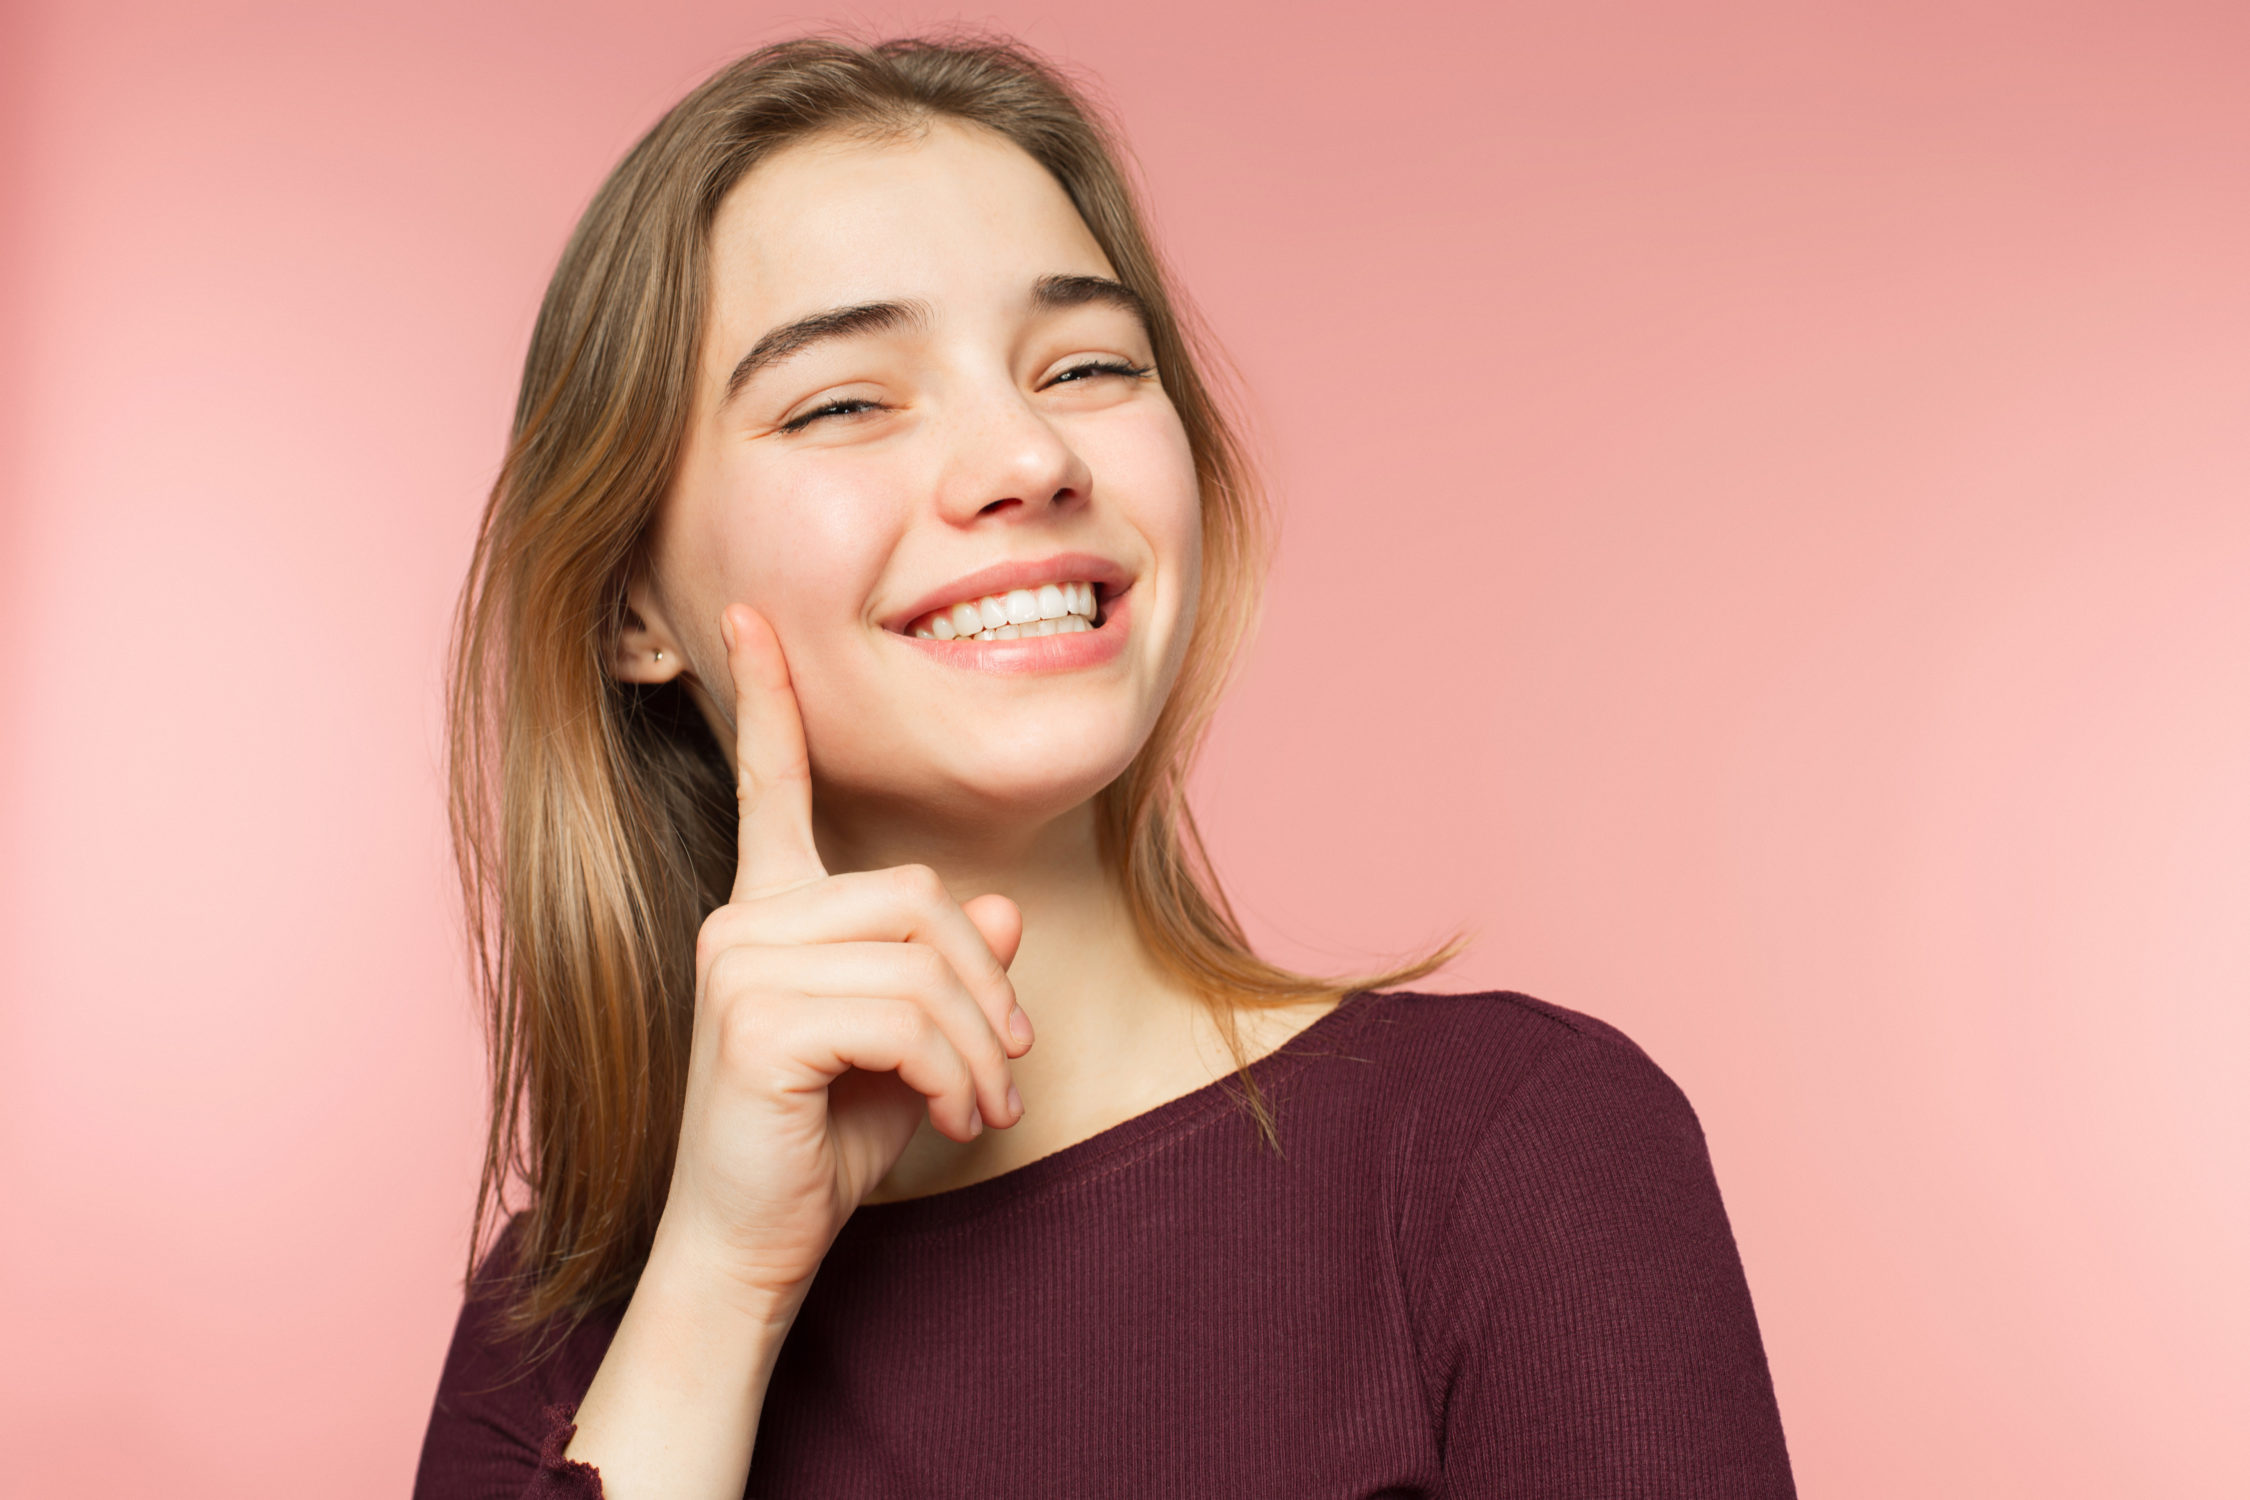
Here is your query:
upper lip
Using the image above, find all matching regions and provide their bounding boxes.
[884,551,1133,633]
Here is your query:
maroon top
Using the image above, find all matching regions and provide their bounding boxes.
[414,990,1796,1497]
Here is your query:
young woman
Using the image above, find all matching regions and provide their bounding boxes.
[414,34,1796,1499]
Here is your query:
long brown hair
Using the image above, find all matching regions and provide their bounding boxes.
[449,32,1452,1332]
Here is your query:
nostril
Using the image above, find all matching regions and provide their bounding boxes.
[977,497,1023,517]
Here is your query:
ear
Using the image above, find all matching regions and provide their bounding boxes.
[611,574,690,685]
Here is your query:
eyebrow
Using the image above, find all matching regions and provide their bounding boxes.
[1031,273,1151,326]
[723,299,930,405]
[720,275,1154,407]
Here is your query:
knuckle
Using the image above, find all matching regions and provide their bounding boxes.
[695,903,757,969]
[892,862,947,904]
[716,999,775,1069]
[899,941,951,991]
[957,947,1011,1014]
[702,943,760,999]
[887,1001,940,1054]
[969,1021,1008,1069]
[916,1025,969,1084]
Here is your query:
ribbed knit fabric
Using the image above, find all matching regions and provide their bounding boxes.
[414,989,1796,1498]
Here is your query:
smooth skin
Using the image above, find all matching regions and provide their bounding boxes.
[563,121,1333,1494]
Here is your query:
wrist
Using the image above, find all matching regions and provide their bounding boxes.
[564,1228,803,1490]
[643,1205,819,1340]
[638,1218,811,1340]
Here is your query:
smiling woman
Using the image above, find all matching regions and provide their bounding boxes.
[413,33,1796,1500]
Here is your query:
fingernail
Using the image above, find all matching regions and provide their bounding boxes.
[1006,1085,1023,1120]
[1008,1006,1034,1046]
[968,1105,984,1138]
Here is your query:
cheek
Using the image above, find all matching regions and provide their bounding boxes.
[1098,404,1204,642]
[724,463,913,763]
[1084,401,1201,553]
[652,451,906,713]
[704,459,901,631]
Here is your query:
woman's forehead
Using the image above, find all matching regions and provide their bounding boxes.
[707,120,1115,329]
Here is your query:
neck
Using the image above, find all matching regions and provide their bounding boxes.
[819,797,1232,1201]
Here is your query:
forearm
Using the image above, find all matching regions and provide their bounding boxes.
[562,1230,803,1499]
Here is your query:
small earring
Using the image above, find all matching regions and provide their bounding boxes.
[652,650,664,663]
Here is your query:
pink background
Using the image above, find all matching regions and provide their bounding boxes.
[4,0,2244,1492]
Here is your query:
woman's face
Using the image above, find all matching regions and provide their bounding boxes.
[624,121,1202,847]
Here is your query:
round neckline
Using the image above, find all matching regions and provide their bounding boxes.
[839,988,1388,1240]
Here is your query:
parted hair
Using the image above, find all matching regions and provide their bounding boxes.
[448,32,1450,1333]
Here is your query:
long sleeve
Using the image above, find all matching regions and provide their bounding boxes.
[1413,1025,1797,1496]
[411,1227,620,1500]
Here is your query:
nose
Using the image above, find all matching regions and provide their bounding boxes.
[931,379,1092,525]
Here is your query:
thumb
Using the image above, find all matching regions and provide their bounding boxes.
[960,893,1023,971]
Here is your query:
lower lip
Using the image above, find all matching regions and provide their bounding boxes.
[896,590,1133,674]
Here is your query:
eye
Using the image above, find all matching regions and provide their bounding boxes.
[1045,358,1153,388]
[778,396,886,434]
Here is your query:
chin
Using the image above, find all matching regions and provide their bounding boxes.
[964,758,1130,825]
[826,724,1148,834]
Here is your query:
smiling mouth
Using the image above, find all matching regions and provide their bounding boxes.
[904,581,1106,641]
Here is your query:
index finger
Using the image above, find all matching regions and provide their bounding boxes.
[722,604,827,901]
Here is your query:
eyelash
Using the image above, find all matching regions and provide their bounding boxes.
[777,359,1154,434]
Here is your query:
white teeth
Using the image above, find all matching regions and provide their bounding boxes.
[906,579,1107,641]
[958,617,1086,640]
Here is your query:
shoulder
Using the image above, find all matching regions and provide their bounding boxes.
[1274,989,1720,1268]
[1320,986,1650,1053]
[1284,987,1699,1150]
[1311,990,1746,1313]
[1331,998,1795,1489]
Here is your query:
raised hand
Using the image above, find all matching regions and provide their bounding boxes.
[655,604,1031,1306]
